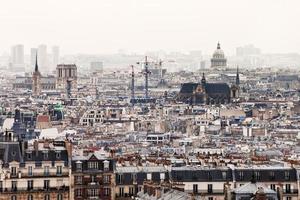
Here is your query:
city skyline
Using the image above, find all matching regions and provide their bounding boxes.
[0,0,299,55]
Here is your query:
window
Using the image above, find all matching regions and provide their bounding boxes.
[119,187,124,197]
[104,188,110,196]
[193,184,198,194]
[270,184,276,191]
[222,171,227,180]
[75,176,82,184]
[286,197,292,200]
[208,171,212,180]
[75,189,82,197]
[28,166,33,176]
[27,195,33,200]
[285,171,290,180]
[11,167,17,177]
[12,181,17,191]
[27,153,32,159]
[285,184,291,193]
[44,152,48,160]
[103,175,110,183]
[44,166,49,176]
[160,173,165,180]
[239,171,244,180]
[44,194,50,200]
[57,194,63,200]
[0,181,2,192]
[56,152,61,159]
[76,162,82,172]
[208,184,213,193]
[104,160,109,171]
[147,173,152,180]
[129,187,134,195]
[87,161,98,170]
[132,173,137,182]
[269,171,275,179]
[88,189,99,197]
[11,195,17,200]
[91,175,97,183]
[208,197,213,200]
[56,166,62,175]
[117,174,123,184]
[254,171,261,180]
[44,180,50,190]
[27,180,33,190]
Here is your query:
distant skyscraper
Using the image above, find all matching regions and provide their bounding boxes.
[38,44,48,72]
[11,44,25,71]
[30,48,37,67]
[236,44,261,56]
[52,46,60,69]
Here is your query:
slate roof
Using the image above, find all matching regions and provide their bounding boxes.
[205,83,230,94]
[233,182,277,194]
[179,83,199,93]
[179,82,231,95]
[0,142,23,164]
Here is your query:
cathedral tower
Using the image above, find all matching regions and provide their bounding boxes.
[32,53,41,96]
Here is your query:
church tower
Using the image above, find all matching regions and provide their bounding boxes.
[231,66,240,99]
[32,53,41,96]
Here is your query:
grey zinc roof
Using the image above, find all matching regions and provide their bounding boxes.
[233,182,277,194]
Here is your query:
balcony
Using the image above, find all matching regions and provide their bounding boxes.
[190,189,225,195]
[0,186,69,193]
[284,189,298,195]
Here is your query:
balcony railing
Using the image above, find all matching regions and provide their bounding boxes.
[0,186,69,193]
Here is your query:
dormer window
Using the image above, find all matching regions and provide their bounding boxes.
[44,152,48,160]
[88,161,98,170]
[103,160,109,171]
[76,162,82,172]
[56,152,61,159]
[285,171,290,180]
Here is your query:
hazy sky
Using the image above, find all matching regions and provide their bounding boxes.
[0,0,299,55]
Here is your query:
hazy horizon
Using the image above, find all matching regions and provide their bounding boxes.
[1,0,299,55]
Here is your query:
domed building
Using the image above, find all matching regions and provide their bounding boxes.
[211,42,227,68]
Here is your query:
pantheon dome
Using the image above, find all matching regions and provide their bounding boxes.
[211,42,227,68]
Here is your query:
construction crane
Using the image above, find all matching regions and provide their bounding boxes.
[130,65,135,104]
[137,56,151,99]
[155,59,175,85]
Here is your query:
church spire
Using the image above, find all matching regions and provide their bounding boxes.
[35,53,38,72]
[236,66,240,85]
[201,72,206,85]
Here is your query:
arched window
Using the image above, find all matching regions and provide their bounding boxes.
[28,194,33,200]
[11,195,17,200]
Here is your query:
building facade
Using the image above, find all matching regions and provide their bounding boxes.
[0,136,71,200]
[71,153,115,200]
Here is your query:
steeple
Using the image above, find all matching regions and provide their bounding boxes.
[236,66,240,85]
[35,53,39,72]
[201,72,206,85]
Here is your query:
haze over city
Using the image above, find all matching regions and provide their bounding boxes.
[1,1,300,200]
[0,0,300,55]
